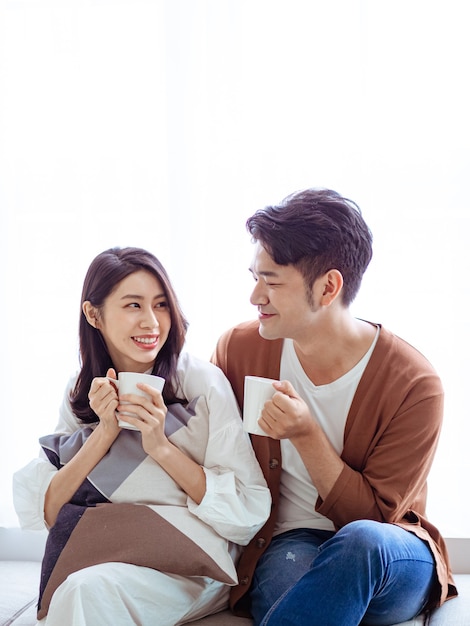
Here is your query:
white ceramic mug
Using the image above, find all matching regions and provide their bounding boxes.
[243,375,277,436]
[110,372,165,430]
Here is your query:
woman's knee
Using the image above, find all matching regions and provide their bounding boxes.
[58,563,122,598]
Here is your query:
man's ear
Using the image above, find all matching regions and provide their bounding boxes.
[319,269,344,306]
[82,301,100,328]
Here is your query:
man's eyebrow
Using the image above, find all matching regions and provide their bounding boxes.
[248,268,280,277]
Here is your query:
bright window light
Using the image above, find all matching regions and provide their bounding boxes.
[1,0,469,537]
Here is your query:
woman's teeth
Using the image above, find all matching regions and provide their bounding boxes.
[134,337,156,344]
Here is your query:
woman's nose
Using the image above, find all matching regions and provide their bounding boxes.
[140,309,159,329]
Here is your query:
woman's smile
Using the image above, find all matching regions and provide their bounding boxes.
[132,334,160,350]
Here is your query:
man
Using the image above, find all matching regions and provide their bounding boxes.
[212,188,455,625]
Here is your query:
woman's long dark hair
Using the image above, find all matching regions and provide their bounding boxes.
[70,247,188,423]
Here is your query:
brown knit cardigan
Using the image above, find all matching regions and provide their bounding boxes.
[212,320,456,615]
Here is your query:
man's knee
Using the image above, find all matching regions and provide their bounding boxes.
[327,520,401,564]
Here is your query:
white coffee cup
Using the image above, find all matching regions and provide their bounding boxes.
[243,376,277,436]
[110,372,165,430]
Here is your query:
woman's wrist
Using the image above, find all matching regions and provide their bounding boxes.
[88,420,120,452]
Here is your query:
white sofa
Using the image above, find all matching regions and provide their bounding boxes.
[1,527,469,626]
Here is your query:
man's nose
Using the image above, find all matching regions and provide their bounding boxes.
[250,281,268,306]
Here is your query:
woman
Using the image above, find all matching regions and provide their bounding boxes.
[13,247,271,626]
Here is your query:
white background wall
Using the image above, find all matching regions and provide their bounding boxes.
[1,0,469,536]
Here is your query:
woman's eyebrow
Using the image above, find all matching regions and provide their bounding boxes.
[120,294,144,300]
[120,293,166,300]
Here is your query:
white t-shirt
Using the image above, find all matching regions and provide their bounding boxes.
[275,329,379,534]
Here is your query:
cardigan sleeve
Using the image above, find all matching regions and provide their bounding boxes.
[316,332,444,528]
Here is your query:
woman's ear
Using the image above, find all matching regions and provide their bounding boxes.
[82,301,100,328]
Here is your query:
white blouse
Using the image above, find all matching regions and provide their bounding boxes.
[13,352,271,546]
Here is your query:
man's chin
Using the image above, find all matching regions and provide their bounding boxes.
[258,323,279,341]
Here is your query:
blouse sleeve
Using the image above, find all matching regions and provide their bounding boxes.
[13,374,81,529]
[180,354,271,545]
[13,458,57,530]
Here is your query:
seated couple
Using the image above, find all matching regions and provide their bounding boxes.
[14,188,455,626]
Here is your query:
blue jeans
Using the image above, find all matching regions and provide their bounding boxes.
[251,520,437,626]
